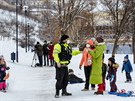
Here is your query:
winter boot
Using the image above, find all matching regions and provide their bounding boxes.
[62,89,72,96]
[81,88,89,91]
[94,91,103,95]
[125,80,131,83]
[55,89,59,98]
[91,87,95,90]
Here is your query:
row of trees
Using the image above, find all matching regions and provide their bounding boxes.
[1,0,135,62]
[39,0,135,63]
[101,0,135,63]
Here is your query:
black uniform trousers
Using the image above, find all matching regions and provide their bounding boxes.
[55,65,68,91]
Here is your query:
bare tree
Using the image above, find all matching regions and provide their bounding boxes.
[40,0,97,44]
[131,1,135,63]
[56,0,96,35]
[100,0,135,55]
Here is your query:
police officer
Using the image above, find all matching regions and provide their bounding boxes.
[53,35,80,98]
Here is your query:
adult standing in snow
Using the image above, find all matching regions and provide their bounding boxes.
[88,36,106,95]
[43,40,49,66]
[122,55,133,83]
[34,42,43,67]
[53,34,80,98]
[48,42,54,66]
[79,39,95,91]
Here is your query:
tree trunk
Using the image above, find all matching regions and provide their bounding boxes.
[112,37,119,55]
[133,21,135,64]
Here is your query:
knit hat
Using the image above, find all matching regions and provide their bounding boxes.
[96,36,104,43]
[44,40,47,43]
[124,55,128,59]
[91,37,96,42]
[86,39,94,46]
[60,35,69,42]
[108,57,115,63]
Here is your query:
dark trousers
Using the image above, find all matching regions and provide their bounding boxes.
[50,59,54,66]
[126,72,132,81]
[102,78,106,91]
[110,76,117,92]
[84,66,95,89]
[43,54,49,66]
[55,65,68,91]
[38,56,43,66]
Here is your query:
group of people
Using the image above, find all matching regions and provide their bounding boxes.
[0,34,133,95]
[34,41,54,67]
[52,34,133,98]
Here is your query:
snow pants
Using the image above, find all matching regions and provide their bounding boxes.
[126,72,132,81]
[98,84,103,92]
[110,76,117,92]
[0,82,6,90]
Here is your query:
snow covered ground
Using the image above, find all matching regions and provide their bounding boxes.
[0,39,135,101]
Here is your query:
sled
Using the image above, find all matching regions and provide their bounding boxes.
[108,89,135,97]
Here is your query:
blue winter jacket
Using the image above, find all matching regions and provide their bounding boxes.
[122,60,133,73]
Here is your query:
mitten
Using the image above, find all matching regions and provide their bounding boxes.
[110,75,114,82]
[106,75,110,80]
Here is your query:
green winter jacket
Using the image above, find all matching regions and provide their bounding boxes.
[88,42,106,84]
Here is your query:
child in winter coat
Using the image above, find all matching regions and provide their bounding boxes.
[68,69,84,84]
[102,54,108,91]
[0,56,9,92]
[122,55,133,83]
[79,39,95,91]
[106,57,119,92]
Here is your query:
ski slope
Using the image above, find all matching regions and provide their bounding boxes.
[0,39,135,101]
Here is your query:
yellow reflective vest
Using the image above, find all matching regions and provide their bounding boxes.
[53,43,80,65]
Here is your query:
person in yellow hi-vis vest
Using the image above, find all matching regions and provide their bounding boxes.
[53,34,80,98]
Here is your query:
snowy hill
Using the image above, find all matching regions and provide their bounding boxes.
[0,40,135,101]
[0,8,40,41]
[0,0,15,9]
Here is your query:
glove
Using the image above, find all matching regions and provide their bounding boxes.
[79,66,82,70]
[57,63,61,68]
[106,75,110,80]
[6,67,10,70]
[110,75,114,82]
